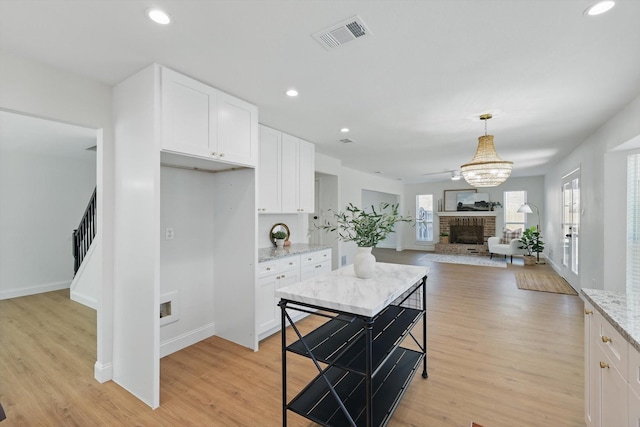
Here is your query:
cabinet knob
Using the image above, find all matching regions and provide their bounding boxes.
[211,152,217,156]
[266,267,271,271]
[281,274,285,278]
[219,153,225,157]
[599,361,609,369]
[601,335,612,343]
[585,309,593,315]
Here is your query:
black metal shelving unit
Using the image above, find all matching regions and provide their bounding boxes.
[279,275,427,427]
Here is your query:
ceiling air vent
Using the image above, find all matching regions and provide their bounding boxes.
[313,16,371,50]
[339,138,355,144]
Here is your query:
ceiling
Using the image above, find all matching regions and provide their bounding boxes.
[1,0,639,183]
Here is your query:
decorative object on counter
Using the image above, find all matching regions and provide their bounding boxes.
[273,230,287,247]
[439,232,449,244]
[317,202,411,278]
[518,226,544,265]
[269,223,290,247]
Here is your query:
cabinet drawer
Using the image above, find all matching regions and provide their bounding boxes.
[278,256,299,273]
[596,311,628,378]
[301,249,331,266]
[630,346,640,398]
[257,261,278,278]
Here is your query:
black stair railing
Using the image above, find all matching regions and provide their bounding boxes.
[73,187,97,275]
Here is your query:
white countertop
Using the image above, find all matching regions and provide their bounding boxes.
[582,288,640,353]
[275,262,428,317]
[258,243,331,262]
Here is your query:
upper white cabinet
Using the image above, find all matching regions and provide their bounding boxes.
[161,67,258,167]
[217,91,258,166]
[258,126,281,213]
[258,124,315,213]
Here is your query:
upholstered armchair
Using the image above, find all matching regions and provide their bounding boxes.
[488,234,527,263]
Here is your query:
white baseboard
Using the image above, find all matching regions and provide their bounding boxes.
[160,322,216,358]
[94,361,113,383]
[0,280,71,300]
[70,290,97,310]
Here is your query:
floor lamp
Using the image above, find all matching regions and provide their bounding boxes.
[517,202,543,263]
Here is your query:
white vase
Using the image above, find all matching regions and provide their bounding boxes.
[354,246,376,279]
[275,239,285,248]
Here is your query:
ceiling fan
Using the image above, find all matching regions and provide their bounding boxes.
[422,170,462,181]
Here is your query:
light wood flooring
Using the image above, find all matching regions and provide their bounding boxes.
[0,250,585,426]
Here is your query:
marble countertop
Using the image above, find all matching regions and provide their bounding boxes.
[258,243,332,262]
[275,262,429,317]
[582,288,640,353]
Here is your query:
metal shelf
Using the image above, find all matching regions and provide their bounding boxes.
[288,347,423,427]
[287,305,423,375]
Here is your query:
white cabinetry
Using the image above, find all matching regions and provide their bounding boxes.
[258,125,314,213]
[300,249,331,281]
[257,248,331,340]
[585,300,640,427]
[161,67,257,167]
[257,256,300,335]
[257,126,281,213]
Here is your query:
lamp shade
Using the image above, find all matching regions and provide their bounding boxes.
[517,203,533,214]
[460,135,513,187]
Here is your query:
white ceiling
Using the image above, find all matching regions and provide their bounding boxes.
[1,0,639,183]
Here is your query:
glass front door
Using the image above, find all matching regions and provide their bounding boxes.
[562,169,580,278]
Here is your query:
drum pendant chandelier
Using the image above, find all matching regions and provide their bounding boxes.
[460,114,513,187]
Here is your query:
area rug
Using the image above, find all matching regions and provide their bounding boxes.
[515,272,578,295]
[417,253,507,268]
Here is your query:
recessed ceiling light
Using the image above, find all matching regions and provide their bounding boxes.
[585,1,615,16]
[147,8,171,25]
[374,171,383,174]
[340,128,350,133]
[285,89,299,97]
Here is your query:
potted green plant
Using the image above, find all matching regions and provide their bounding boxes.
[272,230,287,248]
[518,226,544,265]
[439,232,449,244]
[317,202,411,278]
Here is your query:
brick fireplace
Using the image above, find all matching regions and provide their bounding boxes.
[436,212,496,256]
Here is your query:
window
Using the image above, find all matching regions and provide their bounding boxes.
[627,154,640,294]
[504,190,526,231]
[416,194,434,242]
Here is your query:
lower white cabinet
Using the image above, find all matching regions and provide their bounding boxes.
[257,249,331,340]
[585,299,640,427]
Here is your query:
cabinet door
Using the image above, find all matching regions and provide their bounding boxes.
[298,139,315,213]
[161,67,217,157]
[217,91,258,166]
[584,302,600,427]
[257,274,279,333]
[258,125,281,213]
[596,344,628,427]
[281,134,300,213]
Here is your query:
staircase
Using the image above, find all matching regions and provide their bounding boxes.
[72,187,96,275]
[70,188,99,309]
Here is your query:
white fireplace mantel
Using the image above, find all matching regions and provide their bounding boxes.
[436,211,497,217]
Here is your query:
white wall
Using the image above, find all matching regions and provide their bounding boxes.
[361,189,401,249]
[160,166,216,356]
[337,167,405,265]
[402,176,544,251]
[0,149,96,298]
[546,93,640,292]
[0,50,115,382]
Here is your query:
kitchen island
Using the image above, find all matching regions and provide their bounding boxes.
[276,262,429,427]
